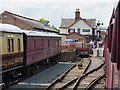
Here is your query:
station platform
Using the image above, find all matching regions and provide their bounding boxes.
[9,62,74,89]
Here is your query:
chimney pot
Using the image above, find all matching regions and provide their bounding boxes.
[75,8,80,21]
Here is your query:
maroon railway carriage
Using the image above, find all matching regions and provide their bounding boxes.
[2,29,61,87]
[104,1,120,89]
[23,30,61,66]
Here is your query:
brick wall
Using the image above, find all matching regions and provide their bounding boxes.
[0,13,33,30]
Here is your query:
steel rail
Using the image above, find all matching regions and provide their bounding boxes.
[82,58,91,74]
[58,58,91,90]
[84,73,105,90]
[73,62,104,90]
[46,63,76,90]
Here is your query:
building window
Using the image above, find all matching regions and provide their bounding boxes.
[68,28,75,33]
[8,39,14,52]
[2,15,8,19]
[79,38,83,42]
[75,40,79,42]
[77,28,80,34]
[82,29,90,32]
[18,39,20,51]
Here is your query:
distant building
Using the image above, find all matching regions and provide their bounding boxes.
[66,32,90,43]
[0,11,58,33]
[59,9,96,43]
[99,27,107,32]
[99,27,107,40]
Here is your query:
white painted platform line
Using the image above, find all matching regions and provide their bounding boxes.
[10,63,73,89]
[59,62,76,64]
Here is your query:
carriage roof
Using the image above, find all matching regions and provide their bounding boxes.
[22,30,61,37]
[0,23,23,33]
[0,23,61,37]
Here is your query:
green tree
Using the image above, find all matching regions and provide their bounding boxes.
[38,18,45,23]
[52,25,58,30]
[37,18,59,31]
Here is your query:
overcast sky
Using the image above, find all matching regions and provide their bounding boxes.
[0,0,119,29]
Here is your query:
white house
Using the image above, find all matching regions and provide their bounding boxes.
[59,9,96,43]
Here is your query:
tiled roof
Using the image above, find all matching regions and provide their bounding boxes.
[60,18,75,28]
[3,11,58,32]
[60,18,96,29]
[84,18,96,28]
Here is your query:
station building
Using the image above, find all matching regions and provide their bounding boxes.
[59,9,96,44]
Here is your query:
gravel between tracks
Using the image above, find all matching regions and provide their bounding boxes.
[9,62,74,89]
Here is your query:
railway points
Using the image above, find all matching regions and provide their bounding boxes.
[46,57,105,90]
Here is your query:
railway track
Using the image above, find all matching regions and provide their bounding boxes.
[46,57,105,90]
[84,74,105,90]
[46,58,91,90]
[73,64,104,90]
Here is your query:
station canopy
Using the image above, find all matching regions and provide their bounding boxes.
[64,39,74,42]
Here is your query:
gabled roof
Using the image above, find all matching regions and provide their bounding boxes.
[84,18,96,28]
[60,18,96,29]
[2,11,58,32]
[67,32,89,39]
[60,18,75,28]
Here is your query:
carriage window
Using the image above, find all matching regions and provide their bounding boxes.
[0,32,3,37]
[7,39,14,52]
[41,39,43,50]
[18,39,20,51]
[48,40,50,48]
[33,39,35,50]
[57,40,59,46]
[11,39,14,52]
[8,39,11,52]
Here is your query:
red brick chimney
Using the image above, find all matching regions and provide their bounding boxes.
[75,9,80,21]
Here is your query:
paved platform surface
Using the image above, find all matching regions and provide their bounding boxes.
[9,62,74,89]
[92,48,104,57]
